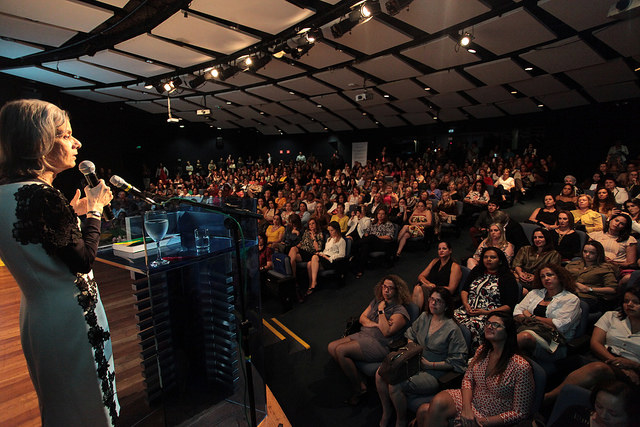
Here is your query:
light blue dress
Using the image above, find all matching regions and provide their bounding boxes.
[0,181,119,426]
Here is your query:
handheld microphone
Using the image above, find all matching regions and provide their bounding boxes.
[78,160,114,221]
[109,175,157,205]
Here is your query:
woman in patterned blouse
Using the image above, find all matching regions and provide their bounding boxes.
[416,311,534,427]
[354,208,395,279]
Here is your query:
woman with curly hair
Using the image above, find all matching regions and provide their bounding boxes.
[593,186,620,220]
[328,274,411,405]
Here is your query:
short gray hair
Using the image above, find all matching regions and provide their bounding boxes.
[0,99,68,182]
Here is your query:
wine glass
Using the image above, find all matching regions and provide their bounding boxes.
[144,210,170,267]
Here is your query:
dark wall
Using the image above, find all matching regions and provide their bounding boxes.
[1,74,639,191]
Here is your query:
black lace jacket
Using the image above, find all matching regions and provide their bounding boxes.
[12,183,101,274]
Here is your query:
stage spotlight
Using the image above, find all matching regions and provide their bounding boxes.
[270,32,317,58]
[249,54,272,70]
[384,0,413,16]
[330,19,357,38]
[188,74,206,89]
[330,1,380,38]
[459,32,474,47]
[156,77,182,94]
[210,65,239,81]
[360,0,381,22]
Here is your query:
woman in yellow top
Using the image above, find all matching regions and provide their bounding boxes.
[330,202,349,233]
[265,213,286,248]
[571,194,604,233]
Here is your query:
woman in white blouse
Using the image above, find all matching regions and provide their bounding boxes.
[306,221,346,296]
[514,263,582,360]
[544,285,640,403]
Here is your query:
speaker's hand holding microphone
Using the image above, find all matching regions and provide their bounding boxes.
[78,160,114,221]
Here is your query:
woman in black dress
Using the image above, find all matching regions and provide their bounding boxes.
[412,241,462,311]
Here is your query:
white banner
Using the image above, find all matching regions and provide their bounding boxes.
[352,142,368,167]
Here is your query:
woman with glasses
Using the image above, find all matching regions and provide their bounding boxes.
[544,286,640,405]
[514,263,581,361]
[376,287,467,427]
[328,275,411,406]
[416,311,534,427]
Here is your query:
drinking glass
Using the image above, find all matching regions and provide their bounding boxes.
[144,210,170,267]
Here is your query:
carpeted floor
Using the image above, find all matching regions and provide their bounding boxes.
[260,189,546,427]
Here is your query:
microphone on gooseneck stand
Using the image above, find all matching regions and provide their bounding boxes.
[109,175,157,206]
[78,160,114,221]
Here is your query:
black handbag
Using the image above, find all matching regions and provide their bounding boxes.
[342,316,361,337]
[378,341,424,385]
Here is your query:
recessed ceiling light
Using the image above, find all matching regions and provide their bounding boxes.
[179,125,185,128]
[424,87,431,91]
[383,94,390,98]
[467,48,477,54]
[537,104,544,108]
[289,91,295,95]
[525,67,533,71]
[510,91,517,94]
[432,116,438,120]
[144,84,153,89]
[145,59,154,64]
[259,111,264,115]
[217,127,222,130]
[317,104,322,108]
[362,112,367,115]
[226,101,231,105]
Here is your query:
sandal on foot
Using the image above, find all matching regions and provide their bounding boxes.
[344,389,367,406]
[306,287,316,296]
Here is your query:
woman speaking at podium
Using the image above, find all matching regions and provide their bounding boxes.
[0,99,117,426]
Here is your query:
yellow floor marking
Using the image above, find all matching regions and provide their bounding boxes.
[262,318,285,341]
[270,318,310,349]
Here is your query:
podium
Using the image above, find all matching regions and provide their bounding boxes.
[97,198,265,425]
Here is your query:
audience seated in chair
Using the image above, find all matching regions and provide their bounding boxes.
[455,247,519,352]
[412,241,462,312]
[514,263,582,362]
[565,240,619,313]
[354,208,396,279]
[375,287,467,427]
[512,227,562,290]
[396,200,432,258]
[415,312,534,427]
[327,275,411,406]
[543,286,640,405]
[467,222,514,269]
[305,221,345,297]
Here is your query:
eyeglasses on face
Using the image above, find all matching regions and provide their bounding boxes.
[382,285,396,292]
[485,321,504,330]
[428,297,444,305]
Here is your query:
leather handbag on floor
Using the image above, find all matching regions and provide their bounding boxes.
[378,341,424,385]
[342,316,361,337]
